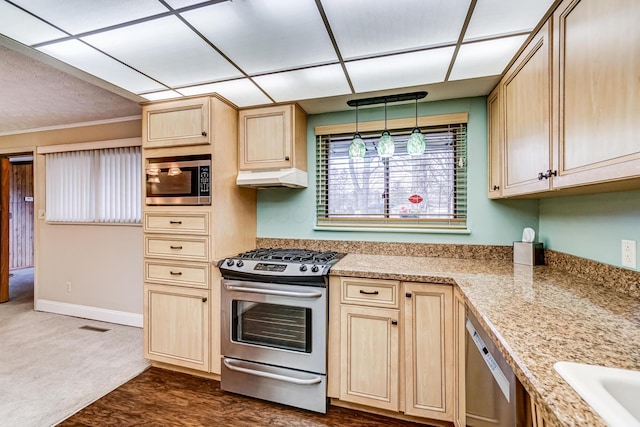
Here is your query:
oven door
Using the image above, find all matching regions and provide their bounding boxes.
[221,279,327,374]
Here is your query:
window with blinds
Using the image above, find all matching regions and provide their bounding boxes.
[45,146,141,223]
[316,122,467,229]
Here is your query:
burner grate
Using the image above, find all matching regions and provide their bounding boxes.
[237,248,339,264]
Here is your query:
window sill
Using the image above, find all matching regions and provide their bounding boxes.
[313,225,471,234]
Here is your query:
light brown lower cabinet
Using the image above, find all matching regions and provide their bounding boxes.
[143,283,210,372]
[329,277,454,423]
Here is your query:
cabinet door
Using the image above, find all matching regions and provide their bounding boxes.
[502,22,552,197]
[143,283,210,371]
[552,0,640,188]
[487,86,503,199]
[403,283,453,421]
[239,105,293,170]
[340,305,399,411]
[143,97,210,148]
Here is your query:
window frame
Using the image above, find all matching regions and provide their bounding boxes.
[315,113,468,231]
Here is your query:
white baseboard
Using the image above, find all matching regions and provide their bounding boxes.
[35,299,143,328]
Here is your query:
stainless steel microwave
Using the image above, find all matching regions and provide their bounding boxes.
[145,155,211,205]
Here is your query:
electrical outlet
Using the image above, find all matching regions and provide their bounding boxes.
[66,282,72,293]
[621,240,637,269]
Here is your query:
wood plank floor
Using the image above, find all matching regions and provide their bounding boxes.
[60,367,431,426]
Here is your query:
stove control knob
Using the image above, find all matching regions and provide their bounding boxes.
[237,260,244,267]
[311,265,319,273]
[299,264,307,272]
[226,259,235,266]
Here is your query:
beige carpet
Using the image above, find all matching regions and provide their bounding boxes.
[0,268,149,427]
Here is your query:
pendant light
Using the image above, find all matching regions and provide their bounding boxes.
[348,104,366,158]
[377,100,395,158]
[407,96,425,155]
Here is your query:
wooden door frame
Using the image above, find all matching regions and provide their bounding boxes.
[0,158,9,302]
[0,149,36,304]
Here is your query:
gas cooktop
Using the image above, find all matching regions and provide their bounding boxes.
[218,248,344,285]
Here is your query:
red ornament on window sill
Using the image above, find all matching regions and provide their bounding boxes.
[409,194,423,204]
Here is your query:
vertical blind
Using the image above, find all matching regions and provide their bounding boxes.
[46,146,141,223]
[316,123,467,228]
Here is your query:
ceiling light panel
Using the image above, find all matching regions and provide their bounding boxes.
[165,0,216,9]
[81,15,242,88]
[178,79,272,107]
[0,2,67,45]
[346,47,455,93]
[322,0,471,60]
[449,35,528,81]
[464,0,555,40]
[253,64,350,103]
[9,0,169,35]
[181,0,337,74]
[37,40,164,93]
[141,90,183,101]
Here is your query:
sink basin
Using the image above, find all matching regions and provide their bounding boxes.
[554,361,640,427]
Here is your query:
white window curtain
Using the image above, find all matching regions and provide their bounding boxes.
[45,147,141,223]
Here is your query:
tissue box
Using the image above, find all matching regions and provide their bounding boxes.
[513,242,544,266]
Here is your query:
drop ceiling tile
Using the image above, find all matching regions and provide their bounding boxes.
[465,0,555,40]
[10,0,169,35]
[178,79,272,107]
[37,40,164,93]
[449,35,528,81]
[0,2,67,45]
[253,64,350,103]
[346,47,455,93]
[81,15,242,88]
[141,90,183,101]
[181,0,337,74]
[322,0,471,59]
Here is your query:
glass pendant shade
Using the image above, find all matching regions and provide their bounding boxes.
[349,133,366,158]
[407,127,425,155]
[378,130,395,158]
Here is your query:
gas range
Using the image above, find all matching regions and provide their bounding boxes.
[217,248,343,286]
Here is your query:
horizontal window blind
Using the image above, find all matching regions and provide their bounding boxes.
[46,146,141,224]
[316,123,467,229]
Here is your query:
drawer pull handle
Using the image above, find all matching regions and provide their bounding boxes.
[169,271,182,276]
[359,290,379,295]
[202,297,207,303]
[391,320,398,325]
[170,245,183,250]
[169,220,183,225]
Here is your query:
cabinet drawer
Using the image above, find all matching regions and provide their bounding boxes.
[144,260,209,288]
[144,212,209,235]
[144,235,209,261]
[341,277,399,308]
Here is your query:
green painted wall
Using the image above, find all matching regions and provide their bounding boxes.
[256,97,539,245]
[538,190,640,268]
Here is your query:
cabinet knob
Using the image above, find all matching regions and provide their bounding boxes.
[285,156,290,161]
[406,292,412,298]
[492,185,500,191]
[201,131,207,137]
[546,169,557,178]
[202,297,208,303]
[538,172,545,181]
[391,320,398,325]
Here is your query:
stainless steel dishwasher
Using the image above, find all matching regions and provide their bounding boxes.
[465,309,526,427]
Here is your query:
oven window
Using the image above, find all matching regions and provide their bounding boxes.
[232,301,312,353]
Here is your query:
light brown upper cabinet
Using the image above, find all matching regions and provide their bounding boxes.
[551,0,640,189]
[143,97,210,148]
[487,87,503,199]
[488,0,640,198]
[238,104,307,171]
[501,21,552,197]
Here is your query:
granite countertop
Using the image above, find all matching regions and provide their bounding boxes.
[331,253,640,427]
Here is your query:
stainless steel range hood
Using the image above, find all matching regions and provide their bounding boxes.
[236,168,307,188]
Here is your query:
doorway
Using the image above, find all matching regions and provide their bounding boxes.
[0,154,34,303]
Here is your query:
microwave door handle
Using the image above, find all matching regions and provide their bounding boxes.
[223,284,322,299]
[223,359,322,385]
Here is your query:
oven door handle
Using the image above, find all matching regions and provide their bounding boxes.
[223,284,323,299]
[223,359,323,385]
